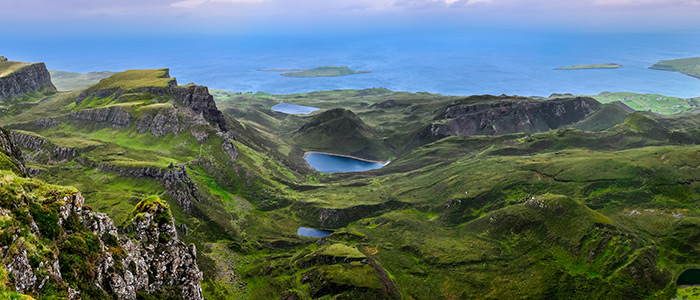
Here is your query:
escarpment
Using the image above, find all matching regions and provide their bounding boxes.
[425,96,601,139]
[11,131,78,165]
[0,127,27,176]
[75,69,227,131]
[0,60,56,100]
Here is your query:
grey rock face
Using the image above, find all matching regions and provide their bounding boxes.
[429,97,600,138]
[1,192,204,300]
[69,106,132,129]
[11,131,78,165]
[0,63,56,100]
[0,128,27,175]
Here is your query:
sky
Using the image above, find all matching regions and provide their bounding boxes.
[1,0,700,35]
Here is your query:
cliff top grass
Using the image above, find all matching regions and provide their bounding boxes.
[0,60,33,77]
[89,69,175,91]
[319,243,366,258]
[650,57,700,79]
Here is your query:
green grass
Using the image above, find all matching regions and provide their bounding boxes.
[86,69,174,90]
[0,60,32,77]
[593,91,697,114]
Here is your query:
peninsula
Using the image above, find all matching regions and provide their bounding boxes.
[650,57,700,79]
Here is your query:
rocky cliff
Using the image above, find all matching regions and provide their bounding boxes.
[0,177,203,300]
[11,131,78,165]
[75,70,227,131]
[0,62,56,100]
[0,127,26,176]
[425,96,601,139]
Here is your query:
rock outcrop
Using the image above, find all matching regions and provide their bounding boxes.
[0,127,26,175]
[425,96,601,139]
[0,62,56,100]
[0,182,203,300]
[11,131,78,165]
[75,70,227,131]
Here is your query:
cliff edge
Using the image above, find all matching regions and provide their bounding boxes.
[0,58,56,100]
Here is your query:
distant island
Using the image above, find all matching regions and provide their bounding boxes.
[554,63,622,70]
[280,66,372,77]
[650,57,700,79]
[258,68,306,72]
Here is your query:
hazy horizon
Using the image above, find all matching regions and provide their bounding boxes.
[3,0,700,36]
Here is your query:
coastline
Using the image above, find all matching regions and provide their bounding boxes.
[303,151,391,165]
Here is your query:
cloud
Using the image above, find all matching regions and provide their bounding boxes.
[592,0,700,5]
[171,0,264,8]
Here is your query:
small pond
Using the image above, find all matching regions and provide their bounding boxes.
[271,103,319,114]
[305,152,387,173]
[678,268,700,286]
[297,227,333,238]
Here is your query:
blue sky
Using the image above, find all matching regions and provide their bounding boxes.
[2,0,700,34]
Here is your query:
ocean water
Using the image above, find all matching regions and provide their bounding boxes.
[2,30,700,97]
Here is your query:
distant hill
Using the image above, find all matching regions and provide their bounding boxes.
[293,108,390,161]
[49,70,116,91]
[573,102,632,131]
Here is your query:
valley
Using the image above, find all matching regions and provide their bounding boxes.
[1,56,700,299]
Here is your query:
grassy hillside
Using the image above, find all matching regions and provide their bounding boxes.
[6,70,700,299]
[593,91,698,114]
[292,108,391,161]
[87,69,174,90]
[0,60,31,77]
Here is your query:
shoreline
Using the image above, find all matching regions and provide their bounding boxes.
[303,151,391,165]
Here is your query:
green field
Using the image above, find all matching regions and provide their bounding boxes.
[592,91,698,114]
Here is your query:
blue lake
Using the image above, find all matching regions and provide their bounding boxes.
[3,30,700,97]
[305,152,387,173]
[678,268,700,286]
[271,103,319,114]
[297,227,333,238]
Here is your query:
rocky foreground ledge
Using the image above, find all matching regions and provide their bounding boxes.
[0,173,203,299]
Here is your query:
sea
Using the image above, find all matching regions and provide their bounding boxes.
[2,30,700,98]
